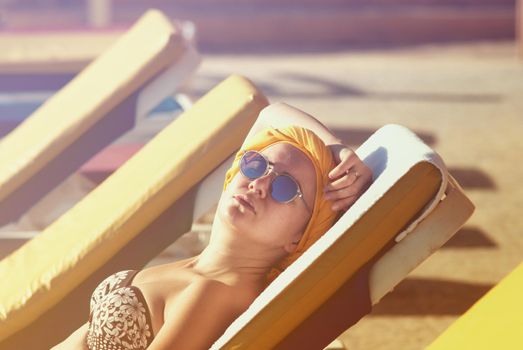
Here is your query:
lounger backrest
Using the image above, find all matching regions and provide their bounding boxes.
[0,75,268,347]
[212,124,460,349]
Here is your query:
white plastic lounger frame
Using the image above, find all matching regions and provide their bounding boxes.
[135,41,200,124]
[359,125,474,304]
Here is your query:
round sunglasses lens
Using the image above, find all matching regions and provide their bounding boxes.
[240,151,267,179]
[271,175,299,202]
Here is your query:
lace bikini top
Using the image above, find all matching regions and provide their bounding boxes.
[86,270,155,350]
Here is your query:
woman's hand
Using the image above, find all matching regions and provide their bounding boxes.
[324,144,373,211]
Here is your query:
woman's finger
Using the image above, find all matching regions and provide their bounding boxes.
[324,177,363,200]
[331,194,358,211]
[328,149,358,179]
[327,163,374,211]
[324,170,360,192]
[331,180,370,210]
[328,159,350,180]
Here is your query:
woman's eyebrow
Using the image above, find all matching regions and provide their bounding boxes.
[264,152,302,175]
[269,159,302,181]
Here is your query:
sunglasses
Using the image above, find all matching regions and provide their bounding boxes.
[239,150,312,213]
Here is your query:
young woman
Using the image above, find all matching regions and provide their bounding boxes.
[53,102,373,350]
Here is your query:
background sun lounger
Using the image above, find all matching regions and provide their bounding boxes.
[428,261,523,350]
[0,9,200,227]
[210,124,474,349]
[0,30,121,93]
[0,75,268,350]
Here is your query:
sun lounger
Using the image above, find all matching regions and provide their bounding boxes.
[0,75,268,350]
[210,124,475,349]
[428,261,523,350]
[0,9,200,226]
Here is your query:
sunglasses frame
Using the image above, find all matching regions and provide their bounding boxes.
[239,150,312,213]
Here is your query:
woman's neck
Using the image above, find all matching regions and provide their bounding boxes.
[188,222,285,286]
[190,243,270,284]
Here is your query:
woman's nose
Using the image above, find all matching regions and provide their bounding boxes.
[248,174,272,198]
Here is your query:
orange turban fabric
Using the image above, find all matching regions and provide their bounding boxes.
[223,126,338,284]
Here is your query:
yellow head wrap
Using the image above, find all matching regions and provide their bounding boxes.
[223,126,338,284]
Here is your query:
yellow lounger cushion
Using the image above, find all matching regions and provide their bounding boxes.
[212,124,449,349]
[0,9,185,204]
[428,262,523,350]
[0,75,268,341]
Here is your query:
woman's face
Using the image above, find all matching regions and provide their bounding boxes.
[217,143,316,252]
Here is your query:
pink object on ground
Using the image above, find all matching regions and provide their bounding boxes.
[80,143,144,184]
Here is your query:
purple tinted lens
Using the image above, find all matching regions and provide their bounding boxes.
[271,175,299,202]
[240,151,268,179]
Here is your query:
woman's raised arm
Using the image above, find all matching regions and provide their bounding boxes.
[242,102,342,149]
[243,102,373,211]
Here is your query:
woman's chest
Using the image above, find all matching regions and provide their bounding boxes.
[130,266,202,337]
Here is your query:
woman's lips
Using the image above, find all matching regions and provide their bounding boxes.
[233,194,256,214]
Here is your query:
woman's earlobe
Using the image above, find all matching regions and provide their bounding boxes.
[283,240,300,254]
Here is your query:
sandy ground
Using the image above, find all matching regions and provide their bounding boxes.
[2,40,522,349]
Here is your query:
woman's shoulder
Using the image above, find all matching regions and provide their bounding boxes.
[170,276,258,316]
[134,258,195,283]
[190,278,248,306]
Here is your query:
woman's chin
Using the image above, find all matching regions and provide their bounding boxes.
[217,200,249,229]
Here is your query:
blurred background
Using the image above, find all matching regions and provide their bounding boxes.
[0,0,518,49]
[0,1,522,349]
